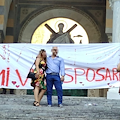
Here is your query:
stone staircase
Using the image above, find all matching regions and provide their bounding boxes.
[0,95,120,120]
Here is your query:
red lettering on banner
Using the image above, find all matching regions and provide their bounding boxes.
[112,68,119,81]
[64,67,120,83]
[74,68,85,84]
[0,67,119,88]
[15,69,28,86]
[95,67,105,81]
[6,68,10,86]
[0,70,5,85]
[105,68,112,81]
[64,68,74,83]
[86,68,95,82]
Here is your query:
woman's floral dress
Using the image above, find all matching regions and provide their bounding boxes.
[31,60,47,89]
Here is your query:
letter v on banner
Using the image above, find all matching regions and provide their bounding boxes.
[15,69,28,86]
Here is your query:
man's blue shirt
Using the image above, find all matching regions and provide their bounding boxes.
[46,56,65,76]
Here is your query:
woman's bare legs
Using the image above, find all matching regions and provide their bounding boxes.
[38,89,46,104]
[34,86,40,106]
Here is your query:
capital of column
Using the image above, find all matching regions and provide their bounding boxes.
[109,0,120,9]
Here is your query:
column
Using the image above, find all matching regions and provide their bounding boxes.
[107,0,120,99]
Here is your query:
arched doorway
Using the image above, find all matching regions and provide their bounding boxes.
[31,17,89,44]
[18,8,101,43]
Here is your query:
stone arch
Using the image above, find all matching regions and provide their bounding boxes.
[18,7,102,43]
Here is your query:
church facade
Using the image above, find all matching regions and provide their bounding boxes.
[0,0,114,97]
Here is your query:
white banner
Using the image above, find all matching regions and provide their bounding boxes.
[0,43,120,89]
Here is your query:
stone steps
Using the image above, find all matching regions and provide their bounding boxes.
[0,95,120,120]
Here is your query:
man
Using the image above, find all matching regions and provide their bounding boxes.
[117,62,120,72]
[46,46,65,107]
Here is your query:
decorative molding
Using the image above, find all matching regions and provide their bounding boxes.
[20,8,37,23]
[89,10,103,23]
[19,0,105,4]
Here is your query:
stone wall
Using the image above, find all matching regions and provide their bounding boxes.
[0,0,12,42]
[3,1,14,43]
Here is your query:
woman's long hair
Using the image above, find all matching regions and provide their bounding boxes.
[39,49,47,62]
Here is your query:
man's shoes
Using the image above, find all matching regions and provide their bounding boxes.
[48,105,52,107]
[58,104,63,107]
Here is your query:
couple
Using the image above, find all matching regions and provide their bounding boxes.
[31,46,65,107]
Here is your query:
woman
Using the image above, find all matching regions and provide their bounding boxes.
[31,49,47,106]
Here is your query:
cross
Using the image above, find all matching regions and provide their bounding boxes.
[45,23,77,34]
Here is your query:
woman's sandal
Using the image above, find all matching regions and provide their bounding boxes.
[34,102,40,107]
[33,101,37,106]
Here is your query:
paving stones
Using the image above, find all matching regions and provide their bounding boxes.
[0,95,120,120]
